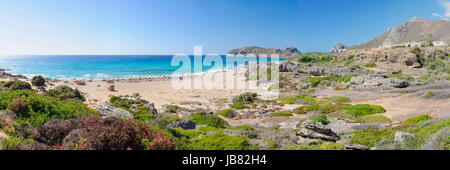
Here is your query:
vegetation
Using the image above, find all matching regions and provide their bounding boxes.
[110,96,148,108]
[269,112,293,117]
[326,96,351,104]
[364,62,377,68]
[288,141,345,150]
[293,105,320,114]
[403,114,432,126]
[189,132,254,150]
[304,75,355,87]
[300,114,329,125]
[0,90,98,126]
[343,104,386,117]
[350,128,395,147]
[189,112,229,129]
[232,92,258,104]
[165,105,180,113]
[47,85,85,101]
[31,76,46,86]
[230,101,247,110]
[352,115,392,123]
[297,53,334,63]
[276,96,297,104]
[217,109,236,118]
[4,81,32,90]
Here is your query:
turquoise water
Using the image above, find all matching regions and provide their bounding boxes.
[0,55,282,79]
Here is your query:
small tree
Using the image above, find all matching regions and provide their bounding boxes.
[31,75,46,86]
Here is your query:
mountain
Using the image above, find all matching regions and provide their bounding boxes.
[227,46,302,57]
[350,17,450,49]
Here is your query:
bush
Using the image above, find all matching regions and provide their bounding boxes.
[8,97,29,117]
[232,92,258,104]
[217,109,236,118]
[4,81,32,90]
[276,96,297,104]
[165,105,180,113]
[293,105,320,114]
[110,96,148,109]
[326,96,351,104]
[269,112,293,117]
[343,104,386,117]
[189,112,229,129]
[31,76,46,86]
[38,119,82,146]
[364,62,377,68]
[304,75,355,87]
[47,85,85,101]
[295,96,319,105]
[300,114,329,125]
[403,114,432,126]
[350,128,395,147]
[352,115,392,123]
[230,101,247,110]
[0,90,99,126]
[288,141,345,150]
[190,132,254,150]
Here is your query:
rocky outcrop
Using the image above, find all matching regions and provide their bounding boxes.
[167,120,196,130]
[130,103,158,114]
[345,144,370,150]
[331,43,346,53]
[349,74,410,88]
[94,104,133,119]
[296,120,340,142]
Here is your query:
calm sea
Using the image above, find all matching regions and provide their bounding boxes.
[0,55,282,79]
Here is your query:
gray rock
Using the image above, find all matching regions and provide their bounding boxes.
[328,118,357,134]
[394,131,415,143]
[352,123,384,130]
[331,43,346,53]
[296,120,340,142]
[130,103,158,114]
[94,104,133,119]
[350,76,365,85]
[345,144,370,150]
[168,120,196,130]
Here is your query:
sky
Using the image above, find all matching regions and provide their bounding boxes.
[0,0,448,55]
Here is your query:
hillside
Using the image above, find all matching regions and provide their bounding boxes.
[227,46,301,57]
[350,17,450,49]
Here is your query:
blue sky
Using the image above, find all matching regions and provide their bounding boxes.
[0,0,448,55]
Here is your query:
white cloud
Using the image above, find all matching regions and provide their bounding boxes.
[433,0,450,20]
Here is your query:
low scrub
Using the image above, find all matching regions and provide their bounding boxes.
[189,112,229,129]
[47,85,85,101]
[326,96,351,104]
[269,112,293,117]
[403,114,432,126]
[190,132,255,150]
[343,104,386,117]
[217,109,236,118]
[352,115,392,123]
[300,114,329,125]
[276,96,297,104]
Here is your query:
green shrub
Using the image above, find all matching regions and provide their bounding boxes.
[304,75,355,87]
[165,105,180,113]
[109,96,148,109]
[326,96,351,104]
[47,85,85,101]
[352,115,392,123]
[295,96,319,105]
[293,105,320,114]
[423,91,434,99]
[364,62,377,68]
[343,104,386,117]
[31,76,46,86]
[288,141,345,150]
[269,112,293,117]
[189,112,229,129]
[300,114,329,125]
[232,92,258,104]
[276,96,297,104]
[217,109,236,118]
[350,128,396,147]
[403,114,432,126]
[229,125,255,131]
[4,81,32,90]
[297,53,333,63]
[190,132,255,150]
[230,101,247,110]
[0,90,99,126]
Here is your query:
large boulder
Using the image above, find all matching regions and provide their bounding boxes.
[331,43,346,53]
[94,104,133,119]
[167,120,196,130]
[345,144,370,150]
[296,120,340,142]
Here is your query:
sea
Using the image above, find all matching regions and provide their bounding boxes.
[0,55,283,79]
